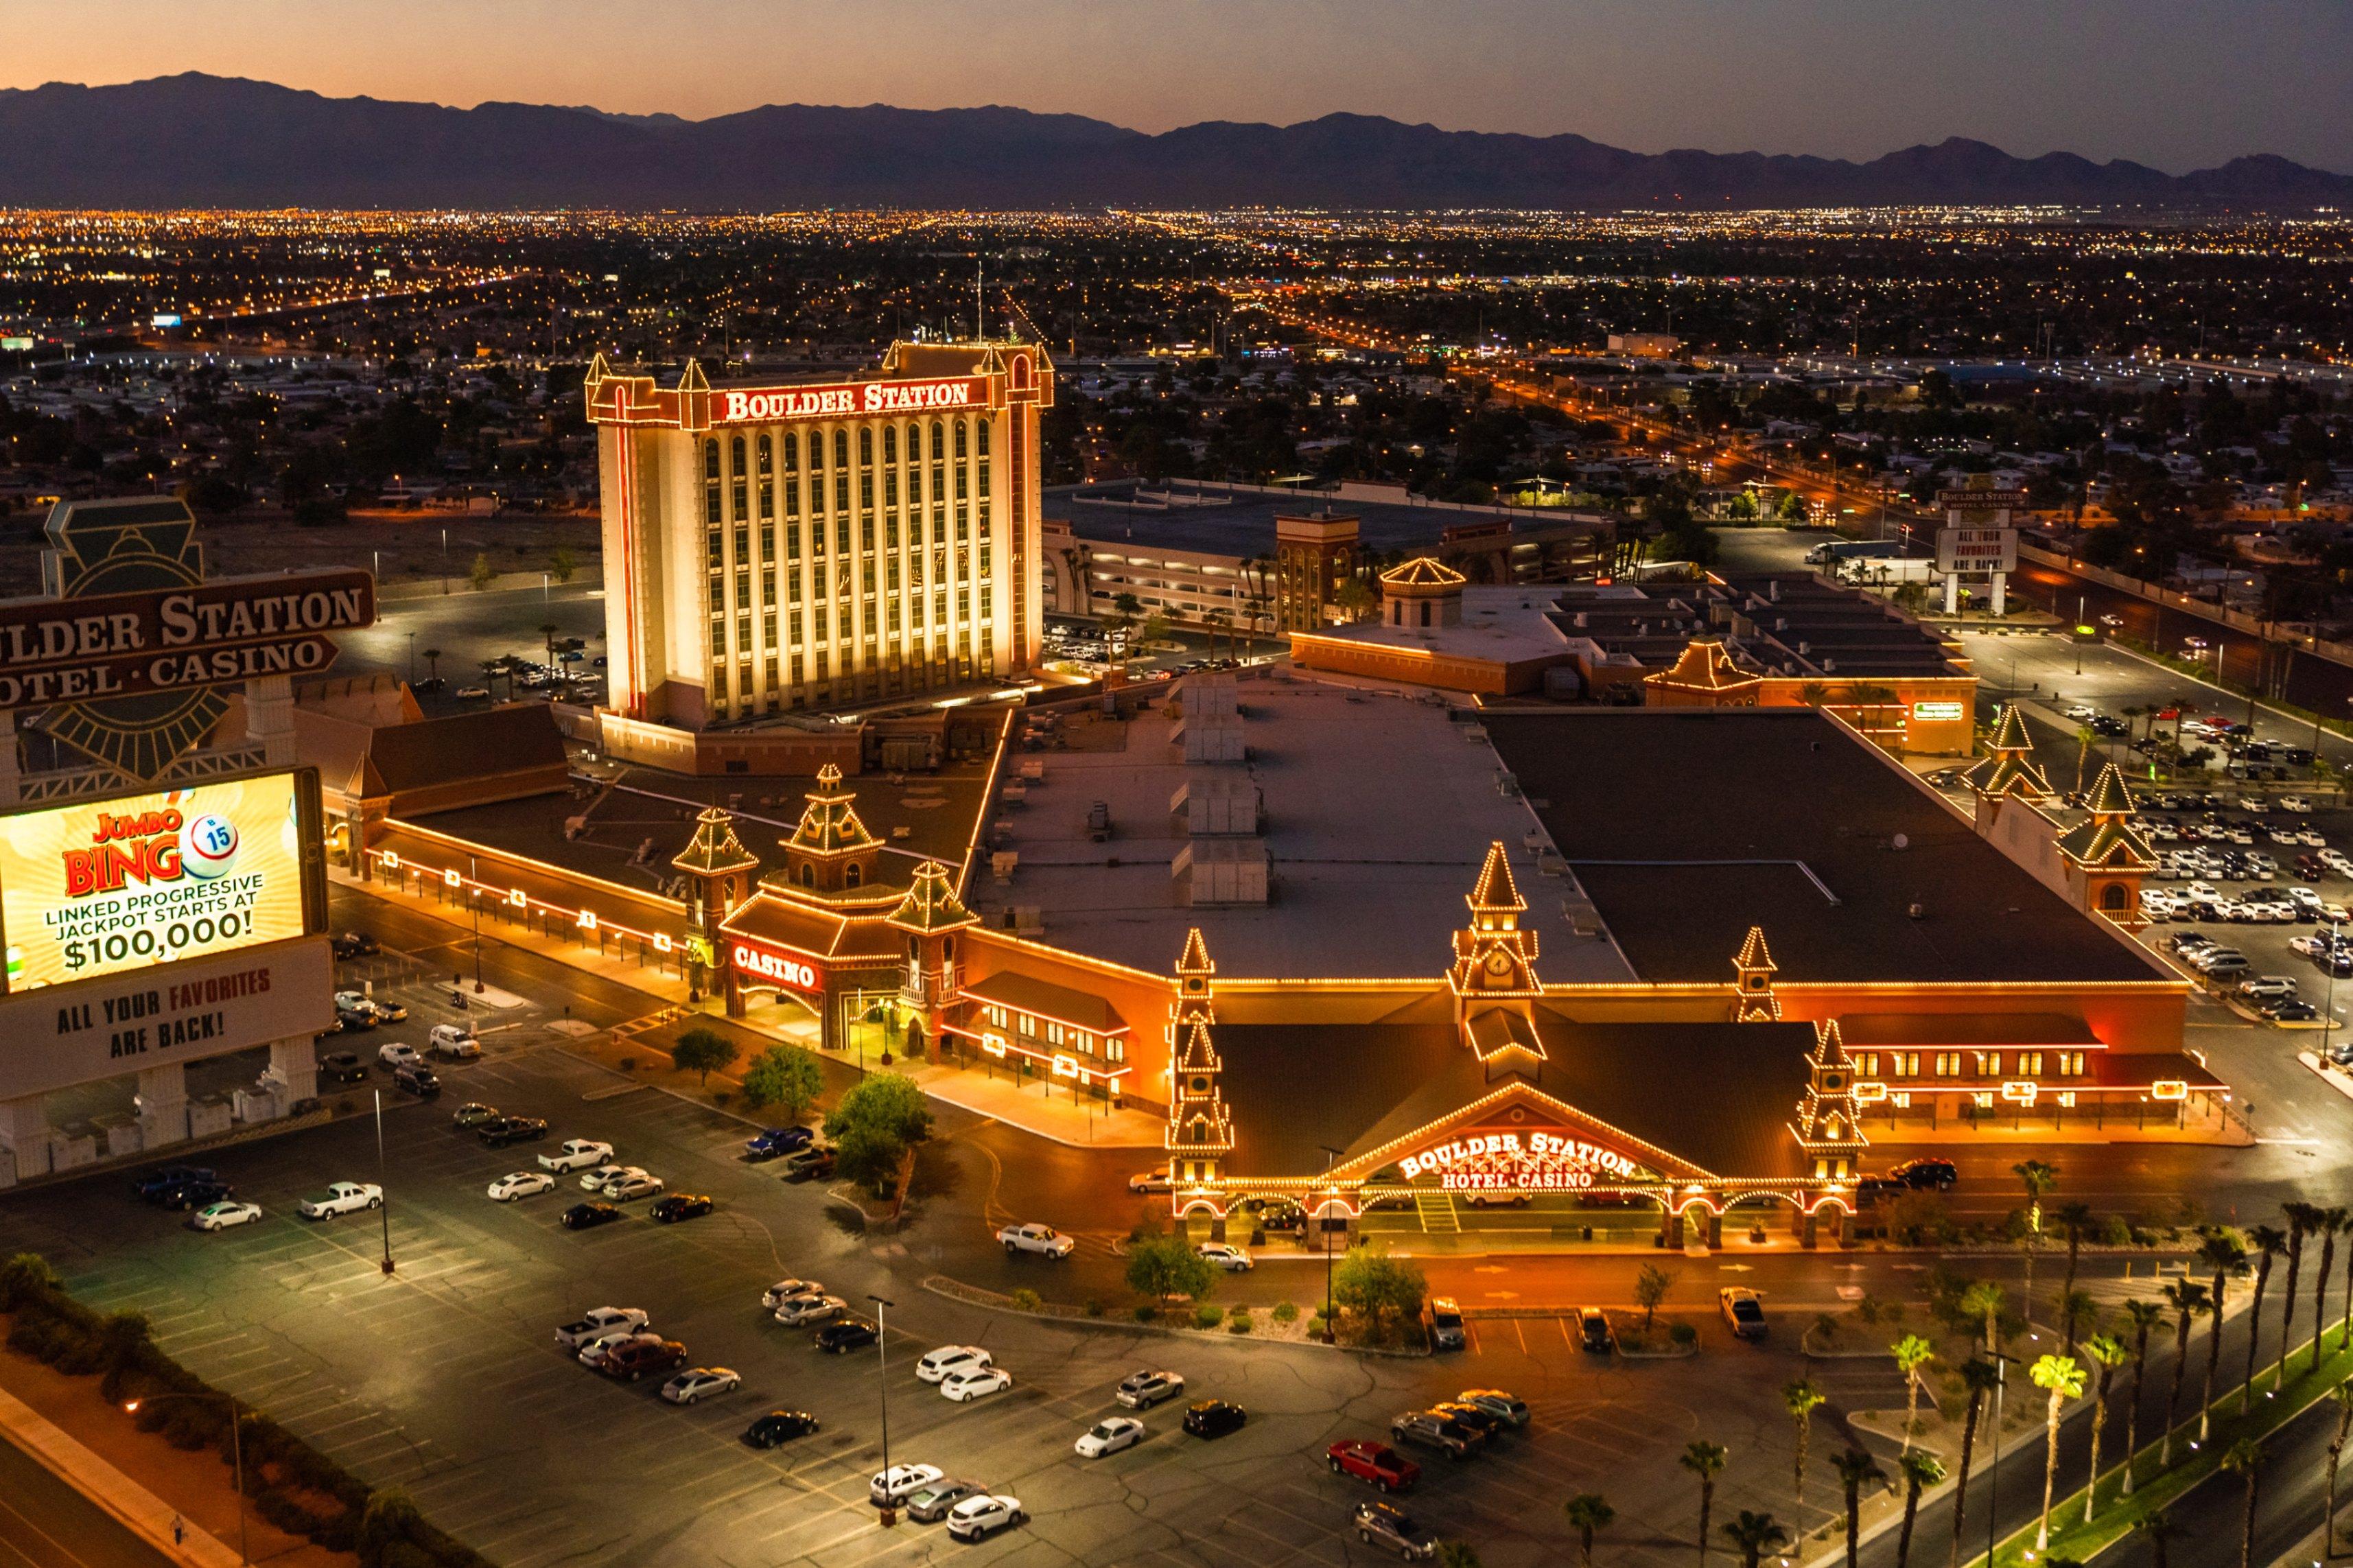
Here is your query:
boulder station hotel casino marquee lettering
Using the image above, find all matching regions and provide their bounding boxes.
[583,340,1051,732]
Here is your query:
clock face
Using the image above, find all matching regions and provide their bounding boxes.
[1484,950,1514,977]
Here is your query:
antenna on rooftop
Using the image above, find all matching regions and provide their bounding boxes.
[975,256,984,342]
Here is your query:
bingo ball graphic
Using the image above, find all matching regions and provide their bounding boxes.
[180,814,241,880]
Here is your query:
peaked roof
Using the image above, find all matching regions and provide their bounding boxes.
[1176,926,1214,976]
[887,859,976,933]
[1735,925,1776,972]
[1964,705,2055,801]
[1646,637,1763,692]
[2055,763,2157,871]
[1467,841,1525,914]
[2082,760,2135,817]
[1175,1017,1222,1073]
[1380,556,1467,589]
[786,763,878,856]
[672,805,760,876]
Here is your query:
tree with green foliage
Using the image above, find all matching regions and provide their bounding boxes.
[2243,1222,2288,1414]
[1683,1441,1730,1567]
[1720,1508,1787,1568]
[2160,1279,2210,1464]
[1783,1379,1826,1515]
[1125,1234,1213,1307]
[2119,1298,2166,1496]
[1893,1334,1935,1453]
[822,1072,933,1197]
[1894,1451,1945,1568]
[1333,1250,1427,1339]
[2031,1353,2087,1551]
[549,546,576,584]
[1832,1448,1886,1568]
[1776,490,1809,524]
[2081,1333,2127,1525]
[2197,1229,2251,1442]
[1564,1495,1613,1568]
[1949,1358,2002,1568]
[740,1044,824,1121]
[468,551,496,592]
[1635,1263,1676,1331]
[669,1028,738,1087]
[2014,1160,2059,1324]
[2221,1438,2265,1568]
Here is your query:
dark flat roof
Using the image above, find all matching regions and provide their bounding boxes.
[1049,482,1598,561]
[1484,709,2166,986]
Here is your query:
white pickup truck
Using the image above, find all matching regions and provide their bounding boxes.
[554,1307,650,1350]
[296,1182,383,1220]
[995,1221,1076,1258]
[537,1139,615,1173]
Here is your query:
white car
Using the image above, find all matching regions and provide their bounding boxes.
[659,1367,740,1405]
[761,1278,823,1310]
[487,1171,556,1202]
[602,1173,665,1202]
[2282,796,2314,813]
[1127,1170,1173,1194]
[538,1139,616,1173]
[1196,1241,1254,1272]
[939,1366,1012,1403]
[945,1495,1025,1543]
[2326,850,2353,874]
[996,1222,1075,1258]
[581,1163,645,1191]
[189,1200,263,1232]
[298,1181,383,1219]
[1075,1416,1145,1457]
[2063,704,2097,720]
[916,1345,993,1384]
[869,1464,946,1506]
[554,1307,649,1349]
[376,1042,421,1070]
[773,1294,846,1326]
[428,1024,482,1060]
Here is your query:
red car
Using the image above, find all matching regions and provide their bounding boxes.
[596,1337,687,1382]
[1327,1438,1420,1494]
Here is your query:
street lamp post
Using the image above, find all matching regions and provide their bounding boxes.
[371,1090,394,1275]
[869,1294,898,1527]
[467,854,484,994]
[1319,1144,1344,1343]
[123,1392,247,1564]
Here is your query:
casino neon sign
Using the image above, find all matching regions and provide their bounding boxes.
[731,941,819,992]
[718,377,982,425]
[1398,1130,1647,1191]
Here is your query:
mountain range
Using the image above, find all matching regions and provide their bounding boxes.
[1,73,2346,211]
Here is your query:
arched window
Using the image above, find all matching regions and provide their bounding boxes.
[858,428,873,466]
[834,429,850,469]
[703,439,720,480]
[809,431,824,472]
[976,420,990,457]
[930,421,945,461]
[782,432,798,471]
[2101,883,2129,911]
[799,863,815,887]
[730,435,745,474]
[882,426,896,464]
[909,423,923,463]
[954,419,968,460]
[845,863,862,888]
[756,434,772,474]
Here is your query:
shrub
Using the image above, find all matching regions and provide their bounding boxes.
[1228,1315,1252,1335]
[1084,1298,1104,1318]
[0,1252,60,1309]
[1194,1304,1224,1329]
[1009,1288,1040,1312]
[1273,1301,1299,1323]
[1126,1234,1215,1305]
[1670,1322,1698,1347]
[1133,1304,1158,1323]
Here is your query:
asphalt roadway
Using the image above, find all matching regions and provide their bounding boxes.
[0,1436,176,1568]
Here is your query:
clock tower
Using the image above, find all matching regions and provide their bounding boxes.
[1449,841,1547,1071]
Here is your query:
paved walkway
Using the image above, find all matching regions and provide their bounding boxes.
[0,1385,241,1568]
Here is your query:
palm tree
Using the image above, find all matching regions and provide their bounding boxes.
[2326,1381,2353,1563]
[2280,1205,2320,1390]
[2317,1208,2350,1377]
[1722,1511,1790,1568]
[2032,1353,2087,1550]
[2081,1333,2127,1524]
[1565,1494,1614,1568]
[1963,1280,2008,1353]
[1893,1335,1935,1454]
[2120,1298,2167,1496]
[2073,723,2097,795]
[2161,1280,2212,1464]
[2015,1160,2059,1323]
[2055,1201,2098,1354]
[2341,1222,2353,1355]
[1438,1545,1484,1568]
[1784,1379,1827,1514]
[2243,1222,2288,1413]
[1895,1450,1946,1568]
[421,646,442,681]
[1950,1357,2002,1568]
[2135,1508,2182,1568]
[2057,1290,2098,1361]
[2221,1438,2265,1568]
[1831,1448,1886,1568]
[2199,1230,2251,1442]
[1683,1440,1729,1568]
[538,621,560,667]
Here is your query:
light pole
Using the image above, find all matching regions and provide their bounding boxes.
[467,854,484,994]
[2328,914,2343,1045]
[124,1392,247,1564]
[1319,1143,1344,1343]
[1985,1348,2016,1568]
[371,1090,394,1275]
[406,630,415,687]
[2074,596,2086,677]
[869,1294,898,1527]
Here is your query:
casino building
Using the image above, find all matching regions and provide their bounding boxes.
[583,340,1052,766]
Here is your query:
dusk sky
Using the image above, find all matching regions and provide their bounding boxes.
[3,0,2350,172]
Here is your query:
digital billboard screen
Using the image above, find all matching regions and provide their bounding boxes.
[0,769,323,991]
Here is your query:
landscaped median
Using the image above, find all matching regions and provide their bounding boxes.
[1970,1318,2353,1568]
[1,1252,494,1568]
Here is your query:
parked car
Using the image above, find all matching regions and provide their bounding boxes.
[1115,1370,1185,1409]
[815,1316,879,1353]
[428,1025,482,1060]
[1077,1418,1147,1458]
[189,1200,264,1232]
[1182,1399,1247,1439]
[906,1477,986,1521]
[659,1367,740,1405]
[1433,1400,1510,1440]
[298,1182,382,1220]
[333,1005,377,1033]
[330,932,379,959]
[996,1221,1075,1257]
[393,1063,440,1097]
[538,1138,616,1173]
[318,1052,368,1086]
[650,1193,711,1222]
[1456,1389,1530,1427]
[1328,1438,1420,1493]
[580,1162,644,1191]
[869,1464,946,1506]
[1578,1307,1612,1353]
[449,1101,502,1129]
[745,1126,814,1160]
[560,1201,621,1230]
[1355,1500,1440,1561]
[1426,1296,1466,1351]
[773,1294,846,1326]
[1886,1158,1958,1191]
[916,1346,993,1384]
[740,1410,821,1449]
[554,1307,650,1349]
[604,1173,666,1202]
[776,1146,835,1182]
[760,1278,823,1311]
[336,992,407,1023]
[944,1495,1025,1543]
[596,1337,687,1382]
[487,1171,555,1202]
[157,1179,234,1211]
[1196,1241,1254,1272]
[1127,1170,1173,1194]
[132,1164,217,1202]
[1390,1409,1481,1459]
[1720,1287,1768,1339]
[939,1366,1013,1403]
[479,1116,550,1149]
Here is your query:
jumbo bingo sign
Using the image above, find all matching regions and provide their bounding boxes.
[0,770,325,991]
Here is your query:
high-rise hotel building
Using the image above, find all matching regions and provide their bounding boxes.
[583,341,1053,731]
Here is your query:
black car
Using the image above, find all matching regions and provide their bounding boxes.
[333,1005,377,1033]
[561,1201,621,1230]
[1886,1158,1958,1191]
[1433,1400,1509,1440]
[740,1410,821,1448]
[331,932,380,959]
[132,1165,217,1202]
[393,1064,441,1097]
[318,1051,368,1086]
[1182,1399,1248,1439]
[478,1116,549,1149]
[651,1194,714,1223]
[814,1316,878,1353]
[158,1179,235,1212]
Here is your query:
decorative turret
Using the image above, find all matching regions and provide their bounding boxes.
[2055,760,2158,926]
[1790,1019,1870,1178]
[1644,637,1764,707]
[1449,843,1547,1070]
[672,806,760,1004]
[890,860,978,1057]
[1964,705,2054,804]
[778,764,882,894]
[1732,924,1781,1022]
[1164,929,1233,1186]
